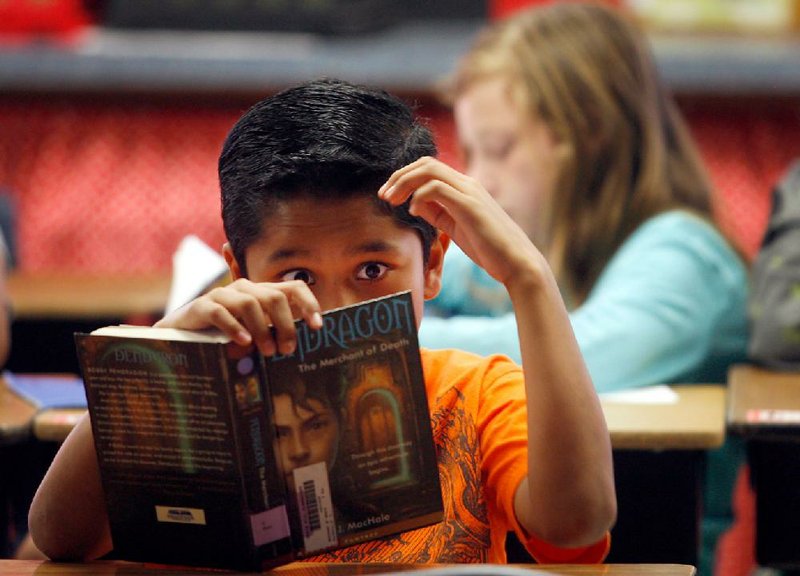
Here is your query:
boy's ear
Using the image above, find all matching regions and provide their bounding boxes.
[423,231,450,300]
[222,243,244,280]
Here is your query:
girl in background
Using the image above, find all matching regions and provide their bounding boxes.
[418,3,749,575]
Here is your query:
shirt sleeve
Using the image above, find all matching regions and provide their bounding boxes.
[572,212,747,393]
[419,313,523,361]
[523,531,611,563]
[421,212,748,393]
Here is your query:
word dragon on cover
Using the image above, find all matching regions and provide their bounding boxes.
[272,295,415,363]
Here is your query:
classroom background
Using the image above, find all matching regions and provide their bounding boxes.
[1,0,799,278]
[1,0,800,574]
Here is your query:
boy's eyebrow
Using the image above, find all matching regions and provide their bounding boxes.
[267,241,399,262]
[348,240,399,255]
[267,248,313,262]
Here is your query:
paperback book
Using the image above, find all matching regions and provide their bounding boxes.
[74,290,442,570]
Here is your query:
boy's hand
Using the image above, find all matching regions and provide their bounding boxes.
[155,279,323,356]
[379,157,543,289]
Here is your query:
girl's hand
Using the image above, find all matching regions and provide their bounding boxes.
[154,278,322,356]
[379,157,541,288]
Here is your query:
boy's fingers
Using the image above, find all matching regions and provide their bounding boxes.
[206,285,275,355]
[159,279,322,358]
[380,157,468,203]
[257,289,298,356]
[191,296,255,347]
[377,156,429,195]
[280,280,324,329]
[231,279,322,356]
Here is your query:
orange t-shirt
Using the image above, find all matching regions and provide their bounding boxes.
[308,348,610,564]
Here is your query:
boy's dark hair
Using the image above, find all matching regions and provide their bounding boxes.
[219,78,438,276]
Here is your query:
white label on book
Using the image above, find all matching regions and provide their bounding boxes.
[250,505,291,546]
[155,505,207,525]
[293,461,337,553]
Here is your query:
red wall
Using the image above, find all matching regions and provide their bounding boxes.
[0,95,795,273]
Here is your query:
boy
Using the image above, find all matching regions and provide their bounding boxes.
[29,79,615,564]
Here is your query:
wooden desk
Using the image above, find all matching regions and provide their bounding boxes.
[727,364,800,570]
[0,377,36,556]
[7,273,171,320]
[0,377,59,558]
[22,387,724,568]
[6,273,172,374]
[603,386,726,450]
[0,375,37,446]
[728,363,800,438]
[0,560,697,576]
[599,386,726,567]
[33,408,86,443]
[28,385,728,446]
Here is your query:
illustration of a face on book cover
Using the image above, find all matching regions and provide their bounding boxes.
[267,336,439,551]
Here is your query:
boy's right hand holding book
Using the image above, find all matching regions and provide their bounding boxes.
[155,279,323,357]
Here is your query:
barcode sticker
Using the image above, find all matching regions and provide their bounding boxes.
[292,461,337,553]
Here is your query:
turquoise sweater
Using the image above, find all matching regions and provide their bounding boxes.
[420,211,749,392]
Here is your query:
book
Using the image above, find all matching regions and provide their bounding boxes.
[3,371,87,410]
[74,290,443,571]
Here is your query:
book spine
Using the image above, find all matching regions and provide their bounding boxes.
[222,345,294,565]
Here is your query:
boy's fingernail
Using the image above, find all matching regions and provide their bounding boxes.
[237,330,252,344]
[380,185,394,199]
[311,312,322,327]
[260,339,276,356]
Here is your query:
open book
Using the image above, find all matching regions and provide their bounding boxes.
[74,291,443,571]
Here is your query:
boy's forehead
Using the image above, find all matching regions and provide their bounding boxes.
[256,196,408,247]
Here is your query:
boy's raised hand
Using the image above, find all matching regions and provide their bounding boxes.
[379,157,543,289]
[155,279,323,357]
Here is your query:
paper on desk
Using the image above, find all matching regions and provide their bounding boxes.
[599,385,679,404]
[166,235,229,314]
[3,371,87,410]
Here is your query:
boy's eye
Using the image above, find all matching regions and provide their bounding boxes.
[281,269,316,285]
[356,263,389,281]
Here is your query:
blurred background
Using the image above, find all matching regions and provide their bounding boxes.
[1,1,799,570]
[1,0,798,278]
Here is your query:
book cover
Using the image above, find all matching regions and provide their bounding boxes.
[74,290,442,570]
[266,290,443,556]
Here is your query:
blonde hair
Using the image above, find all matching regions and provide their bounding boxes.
[446,2,715,304]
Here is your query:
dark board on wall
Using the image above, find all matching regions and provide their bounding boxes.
[102,0,487,35]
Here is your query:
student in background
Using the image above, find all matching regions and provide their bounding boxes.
[416,4,748,575]
[29,79,616,564]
